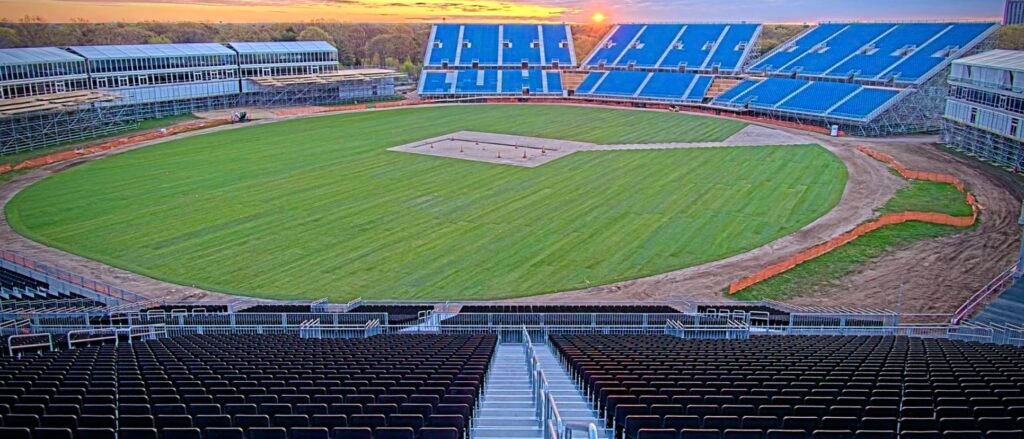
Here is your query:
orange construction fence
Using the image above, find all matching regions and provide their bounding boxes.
[728,145,980,295]
[0,118,231,177]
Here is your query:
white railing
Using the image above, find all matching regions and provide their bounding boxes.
[299,319,321,339]
[522,326,600,439]
[7,332,52,356]
[953,263,1018,324]
[665,318,751,340]
[127,324,167,343]
[67,327,118,349]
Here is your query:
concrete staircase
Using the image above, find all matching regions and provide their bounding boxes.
[706,77,743,99]
[471,342,610,439]
[974,279,1024,325]
[472,344,544,439]
[534,344,611,438]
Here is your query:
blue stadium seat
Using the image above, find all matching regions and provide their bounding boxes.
[541,24,575,66]
[454,69,499,94]
[777,82,862,113]
[685,75,714,102]
[588,24,645,67]
[459,24,500,66]
[660,25,728,71]
[591,71,650,96]
[575,72,606,94]
[419,72,452,95]
[502,24,542,66]
[637,72,694,99]
[751,22,996,83]
[617,24,685,68]
[827,87,901,119]
[714,80,759,104]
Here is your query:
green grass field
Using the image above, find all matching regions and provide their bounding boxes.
[6,105,847,301]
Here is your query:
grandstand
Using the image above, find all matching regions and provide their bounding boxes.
[419,69,563,96]
[425,24,576,68]
[574,71,718,104]
[0,41,400,156]
[749,23,995,84]
[417,21,999,136]
[583,24,761,73]
[418,23,575,98]
[66,43,240,118]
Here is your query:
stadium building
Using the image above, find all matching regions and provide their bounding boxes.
[942,49,1024,170]
[0,41,401,156]
[419,24,577,97]
[4,15,1024,439]
[419,22,1000,136]
[1006,0,1024,25]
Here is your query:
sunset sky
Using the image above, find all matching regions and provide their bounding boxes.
[0,0,1006,24]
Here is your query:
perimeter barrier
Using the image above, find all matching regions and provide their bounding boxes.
[729,145,981,294]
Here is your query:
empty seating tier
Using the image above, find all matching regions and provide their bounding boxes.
[712,78,902,121]
[426,24,575,68]
[750,23,997,83]
[418,69,563,96]
[0,268,49,291]
[551,334,1024,439]
[585,24,761,73]
[575,71,714,103]
[0,334,495,439]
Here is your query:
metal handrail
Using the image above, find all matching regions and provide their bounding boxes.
[7,332,53,356]
[66,327,117,349]
[953,263,1018,323]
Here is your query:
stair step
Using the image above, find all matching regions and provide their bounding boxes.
[474,417,542,427]
[471,427,544,438]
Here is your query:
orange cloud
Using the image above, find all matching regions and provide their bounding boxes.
[0,0,580,23]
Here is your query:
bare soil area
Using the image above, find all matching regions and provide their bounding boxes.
[785,137,1024,314]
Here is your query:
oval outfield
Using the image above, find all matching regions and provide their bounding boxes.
[5,105,847,301]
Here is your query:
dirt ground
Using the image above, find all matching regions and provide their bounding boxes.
[1,104,1020,313]
[784,137,1024,315]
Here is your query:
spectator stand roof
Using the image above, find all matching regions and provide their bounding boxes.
[954,49,1024,74]
[67,43,236,60]
[0,47,84,66]
[226,41,337,54]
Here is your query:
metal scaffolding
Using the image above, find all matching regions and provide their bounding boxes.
[0,93,238,156]
[240,76,398,108]
[1,104,136,156]
[942,118,1024,171]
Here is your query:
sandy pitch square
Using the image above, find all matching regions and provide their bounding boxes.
[389,131,596,168]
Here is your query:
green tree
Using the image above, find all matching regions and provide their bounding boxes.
[759,24,808,53]
[998,25,1024,50]
[400,57,420,79]
[364,33,419,65]
[298,26,332,43]
[278,26,298,42]
[0,27,24,48]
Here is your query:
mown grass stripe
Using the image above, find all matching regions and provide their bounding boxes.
[7,105,844,301]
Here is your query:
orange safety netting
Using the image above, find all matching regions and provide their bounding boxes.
[727,145,980,295]
[0,118,232,177]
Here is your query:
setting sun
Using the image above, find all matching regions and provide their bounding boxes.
[592,12,607,23]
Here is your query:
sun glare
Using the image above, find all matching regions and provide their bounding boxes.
[592,12,606,23]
